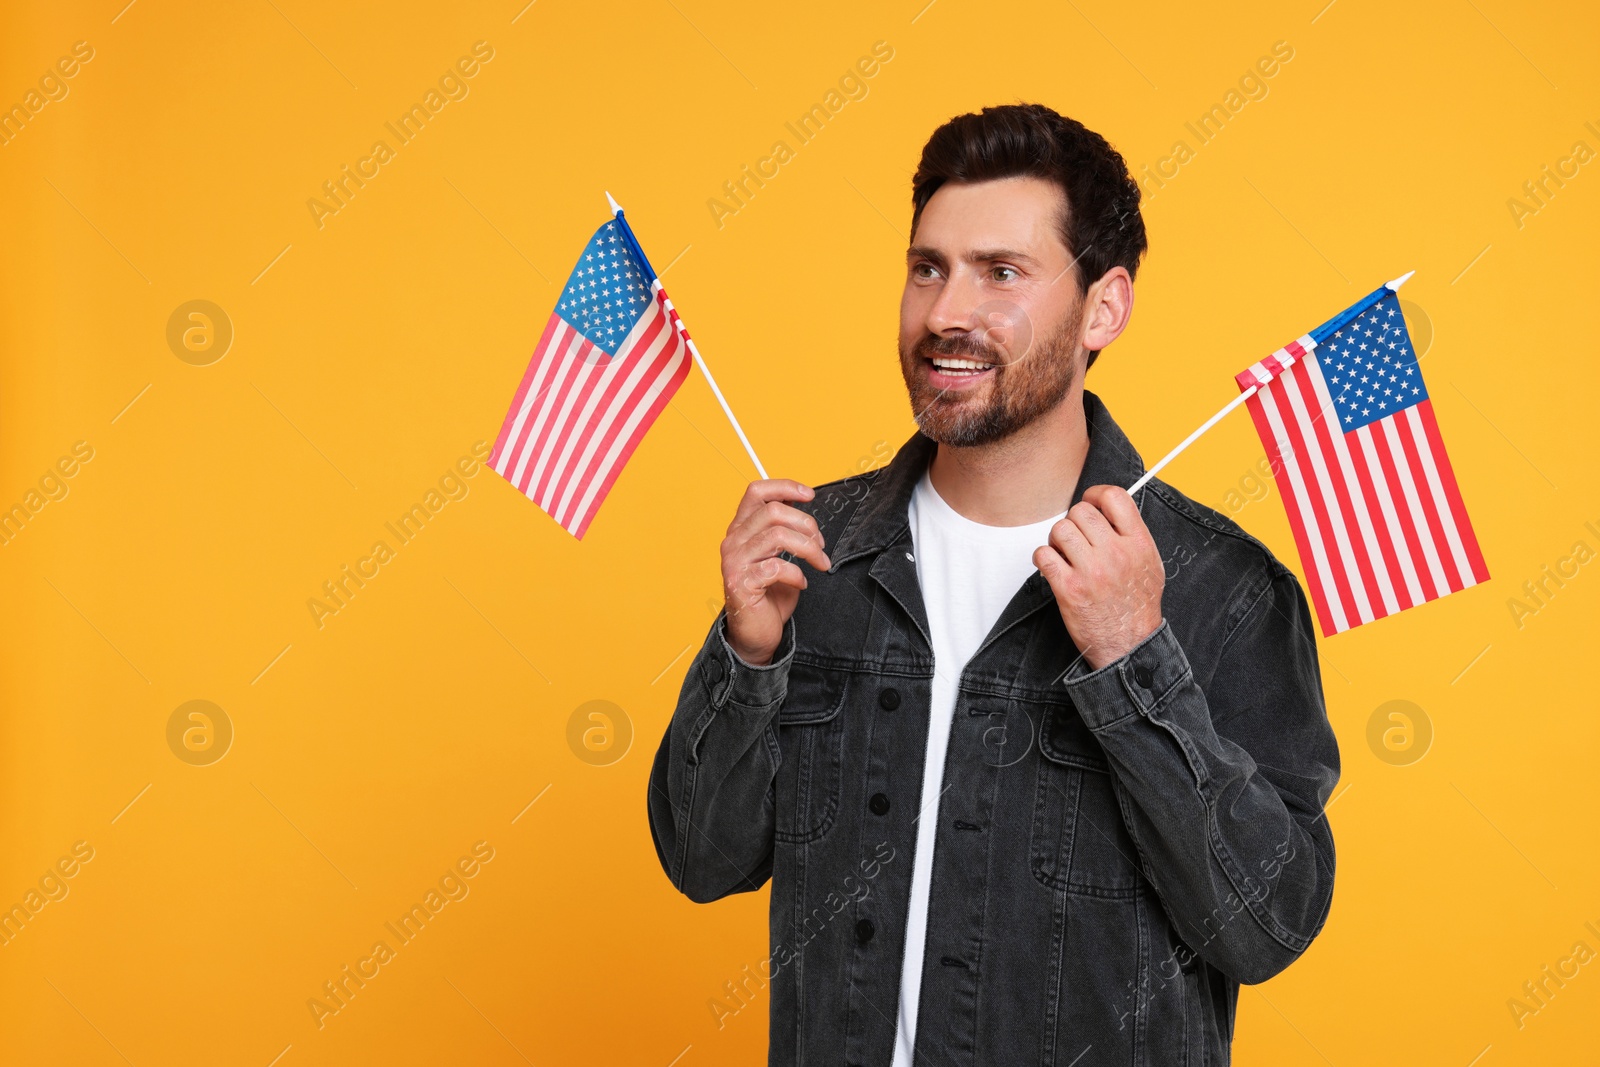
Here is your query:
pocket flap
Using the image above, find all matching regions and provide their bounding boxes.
[1037,699,1107,770]
[778,662,848,724]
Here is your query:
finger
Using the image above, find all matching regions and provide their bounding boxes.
[731,499,826,551]
[1032,543,1070,588]
[1067,500,1116,547]
[730,557,809,603]
[1081,484,1144,536]
[1047,516,1092,568]
[739,518,831,572]
[743,525,832,574]
[731,479,814,529]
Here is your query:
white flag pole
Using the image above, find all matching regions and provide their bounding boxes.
[606,192,769,480]
[1127,387,1259,496]
[1125,270,1415,497]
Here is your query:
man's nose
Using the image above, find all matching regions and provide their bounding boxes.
[925,270,982,335]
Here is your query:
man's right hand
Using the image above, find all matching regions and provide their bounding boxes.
[720,479,831,666]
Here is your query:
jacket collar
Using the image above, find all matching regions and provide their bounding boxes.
[828,389,1148,568]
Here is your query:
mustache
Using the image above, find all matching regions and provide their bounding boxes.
[910,332,1003,365]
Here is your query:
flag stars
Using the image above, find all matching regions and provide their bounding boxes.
[1321,293,1431,431]
[553,221,656,352]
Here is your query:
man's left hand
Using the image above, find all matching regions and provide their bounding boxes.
[1033,485,1165,671]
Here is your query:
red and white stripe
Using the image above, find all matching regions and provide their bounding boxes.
[1236,334,1316,390]
[1239,344,1489,636]
[489,282,691,539]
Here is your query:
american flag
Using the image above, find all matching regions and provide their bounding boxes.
[489,218,691,539]
[1237,287,1489,636]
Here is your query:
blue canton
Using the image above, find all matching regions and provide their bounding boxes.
[1319,291,1427,433]
[554,220,652,355]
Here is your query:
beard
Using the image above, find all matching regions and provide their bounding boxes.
[898,303,1082,448]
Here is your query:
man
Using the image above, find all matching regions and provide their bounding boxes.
[648,103,1339,1066]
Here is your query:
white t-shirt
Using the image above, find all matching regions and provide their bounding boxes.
[892,470,1068,1067]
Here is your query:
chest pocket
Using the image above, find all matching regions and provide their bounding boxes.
[1029,698,1143,898]
[773,662,848,844]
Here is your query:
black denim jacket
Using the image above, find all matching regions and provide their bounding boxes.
[648,390,1340,1066]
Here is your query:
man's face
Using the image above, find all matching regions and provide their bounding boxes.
[899,176,1085,447]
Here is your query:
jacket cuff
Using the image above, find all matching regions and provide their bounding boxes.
[1061,620,1192,730]
[701,612,796,710]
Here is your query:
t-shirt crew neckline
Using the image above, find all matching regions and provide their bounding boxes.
[912,470,1069,541]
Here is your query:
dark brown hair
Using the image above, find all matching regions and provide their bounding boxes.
[911,104,1148,367]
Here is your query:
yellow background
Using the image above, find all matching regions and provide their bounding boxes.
[2,0,1596,1063]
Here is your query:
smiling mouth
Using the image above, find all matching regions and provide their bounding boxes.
[927,355,997,381]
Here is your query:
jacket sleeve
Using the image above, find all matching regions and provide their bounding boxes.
[1062,561,1340,984]
[647,610,795,904]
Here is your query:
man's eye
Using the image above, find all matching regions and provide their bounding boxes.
[991,266,1018,282]
[913,263,940,280]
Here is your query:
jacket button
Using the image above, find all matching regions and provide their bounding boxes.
[878,687,901,710]
[1133,665,1154,688]
[869,792,890,815]
[855,918,875,943]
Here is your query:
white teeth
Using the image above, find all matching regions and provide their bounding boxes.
[931,357,992,371]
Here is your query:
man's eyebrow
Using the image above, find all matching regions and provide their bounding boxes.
[968,248,1040,267]
[905,246,1041,268]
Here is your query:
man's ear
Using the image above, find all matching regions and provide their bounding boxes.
[1080,267,1134,354]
